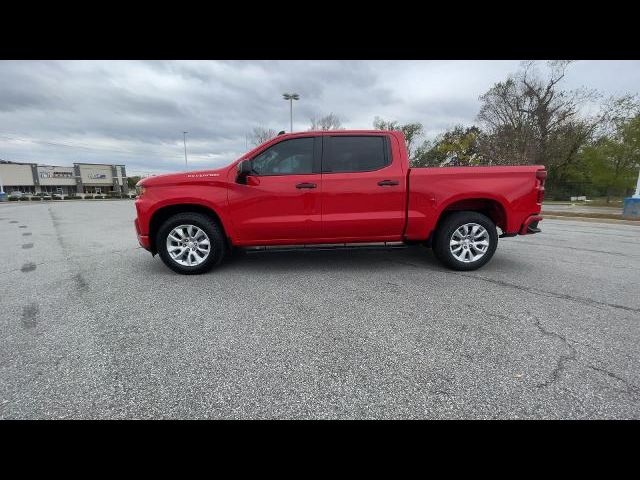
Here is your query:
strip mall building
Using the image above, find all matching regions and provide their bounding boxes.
[0,161,129,195]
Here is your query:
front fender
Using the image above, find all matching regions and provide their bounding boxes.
[135,183,235,240]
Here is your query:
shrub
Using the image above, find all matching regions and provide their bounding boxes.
[8,197,19,201]
[30,197,41,201]
[84,195,94,199]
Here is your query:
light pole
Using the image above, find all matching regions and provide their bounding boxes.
[183,131,188,170]
[282,93,300,133]
[633,167,640,199]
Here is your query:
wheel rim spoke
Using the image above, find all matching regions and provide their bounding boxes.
[450,223,490,263]
[166,224,211,267]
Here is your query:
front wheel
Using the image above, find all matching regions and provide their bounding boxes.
[432,211,498,271]
[156,212,226,274]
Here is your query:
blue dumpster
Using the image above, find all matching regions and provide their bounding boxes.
[623,197,640,220]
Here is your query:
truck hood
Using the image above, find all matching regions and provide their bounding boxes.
[137,167,230,187]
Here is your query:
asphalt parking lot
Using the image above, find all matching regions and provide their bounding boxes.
[1,200,639,419]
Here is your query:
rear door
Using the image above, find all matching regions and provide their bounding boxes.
[320,134,406,240]
[228,136,323,243]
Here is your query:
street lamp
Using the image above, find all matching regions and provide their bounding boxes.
[183,131,188,170]
[282,93,300,133]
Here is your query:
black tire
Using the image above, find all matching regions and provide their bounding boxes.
[156,212,226,275]
[432,211,498,271]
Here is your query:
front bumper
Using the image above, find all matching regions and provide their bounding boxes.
[134,218,151,250]
[519,215,543,235]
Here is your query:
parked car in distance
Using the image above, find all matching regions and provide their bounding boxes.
[134,130,546,274]
[9,191,24,199]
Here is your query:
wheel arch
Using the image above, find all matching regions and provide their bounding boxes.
[436,197,507,233]
[148,203,230,255]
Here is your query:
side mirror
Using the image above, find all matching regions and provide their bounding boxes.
[237,160,253,184]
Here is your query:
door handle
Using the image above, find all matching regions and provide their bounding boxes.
[377,180,399,186]
[296,182,317,189]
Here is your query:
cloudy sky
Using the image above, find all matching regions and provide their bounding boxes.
[1,60,639,175]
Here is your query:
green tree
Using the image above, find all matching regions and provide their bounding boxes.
[373,116,424,160]
[413,126,484,168]
[579,115,640,202]
[127,175,141,189]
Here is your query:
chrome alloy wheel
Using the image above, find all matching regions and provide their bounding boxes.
[449,223,490,263]
[166,224,211,267]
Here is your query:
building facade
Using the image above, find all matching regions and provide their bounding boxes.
[0,161,129,195]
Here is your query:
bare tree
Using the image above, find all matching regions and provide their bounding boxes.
[309,113,344,130]
[248,127,278,147]
[476,60,599,168]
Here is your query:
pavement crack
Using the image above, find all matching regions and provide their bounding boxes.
[455,273,640,314]
[587,365,640,398]
[531,315,577,389]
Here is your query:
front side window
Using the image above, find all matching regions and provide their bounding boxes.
[324,136,388,173]
[251,137,314,176]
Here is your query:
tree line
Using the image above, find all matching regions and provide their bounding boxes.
[248,61,640,201]
[376,61,640,201]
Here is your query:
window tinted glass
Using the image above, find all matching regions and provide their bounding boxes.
[325,136,388,173]
[252,137,314,175]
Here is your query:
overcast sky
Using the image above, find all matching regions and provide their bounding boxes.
[1,60,639,175]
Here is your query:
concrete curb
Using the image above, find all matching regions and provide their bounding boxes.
[0,198,135,205]
[543,214,640,226]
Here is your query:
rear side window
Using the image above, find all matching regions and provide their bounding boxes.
[324,136,389,173]
[251,137,314,176]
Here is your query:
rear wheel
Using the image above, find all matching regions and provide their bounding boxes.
[432,211,498,271]
[156,212,225,274]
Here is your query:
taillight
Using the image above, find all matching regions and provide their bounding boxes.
[536,169,546,204]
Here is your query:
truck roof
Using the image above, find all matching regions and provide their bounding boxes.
[282,129,397,137]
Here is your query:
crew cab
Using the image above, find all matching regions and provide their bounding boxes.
[134,130,545,274]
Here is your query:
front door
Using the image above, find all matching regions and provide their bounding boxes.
[228,136,322,244]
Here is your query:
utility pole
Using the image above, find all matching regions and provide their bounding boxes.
[282,93,300,133]
[183,131,188,170]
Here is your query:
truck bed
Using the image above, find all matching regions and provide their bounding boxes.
[404,165,544,241]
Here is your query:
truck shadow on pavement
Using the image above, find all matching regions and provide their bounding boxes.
[138,245,523,276]
[216,246,447,274]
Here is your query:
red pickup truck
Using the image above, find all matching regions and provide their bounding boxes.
[134,130,545,274]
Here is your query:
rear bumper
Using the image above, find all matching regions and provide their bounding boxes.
[134,218,151,250]
[519,215,543,235]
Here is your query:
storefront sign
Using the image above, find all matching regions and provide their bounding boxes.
[40,170,74,179]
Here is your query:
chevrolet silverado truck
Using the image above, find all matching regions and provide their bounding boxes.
[134,130,545,274]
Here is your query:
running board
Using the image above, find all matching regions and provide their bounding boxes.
[244,242,407,253]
